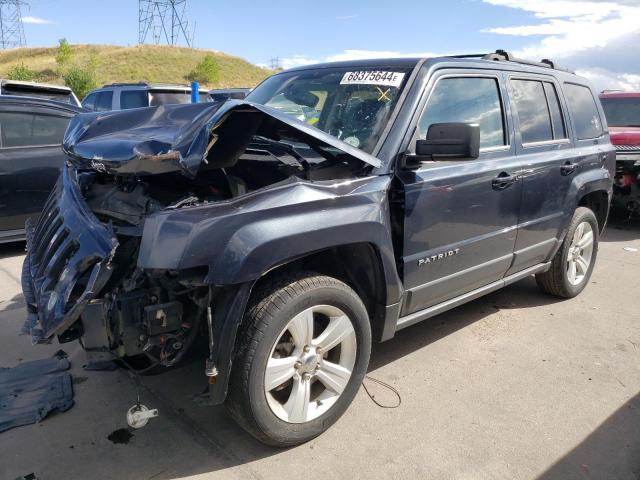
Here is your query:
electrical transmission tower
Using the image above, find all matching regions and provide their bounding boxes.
[138,0,192,47]
[0,0,27,49]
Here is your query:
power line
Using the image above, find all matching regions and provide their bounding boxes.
[138,0,192,47]
[0,0,27,49]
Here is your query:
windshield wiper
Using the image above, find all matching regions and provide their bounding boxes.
[249,136,310,169]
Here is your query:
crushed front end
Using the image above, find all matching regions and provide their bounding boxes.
[22,165,212,370]
[611,144,640,217]
[21,100,384,394]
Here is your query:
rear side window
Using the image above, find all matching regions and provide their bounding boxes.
[0,112,70,147]
[82,92,97,110]
[564,83,603,140]
[120,90,149,109]
[95,91,113,112]
[415,77,506,150]
[544,83,567,139]
[510,79,566,144]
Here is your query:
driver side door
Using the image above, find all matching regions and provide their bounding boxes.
[396,71,522,316]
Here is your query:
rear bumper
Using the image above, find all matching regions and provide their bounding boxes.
[22,167,118,342]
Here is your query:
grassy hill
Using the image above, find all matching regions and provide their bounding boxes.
[0,44,275,94]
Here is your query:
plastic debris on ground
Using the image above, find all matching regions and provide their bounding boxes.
[0,352,74,433]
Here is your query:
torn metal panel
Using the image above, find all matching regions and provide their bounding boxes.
[62,100,382,179]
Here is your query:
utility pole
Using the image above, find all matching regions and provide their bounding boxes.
[138,0,192,47]
[0,0,27,49]
[270,57,281,69]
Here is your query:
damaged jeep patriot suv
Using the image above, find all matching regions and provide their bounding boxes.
[23,50,614,446]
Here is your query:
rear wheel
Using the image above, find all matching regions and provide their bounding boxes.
[536,207,599,298]
[226,272,371,446]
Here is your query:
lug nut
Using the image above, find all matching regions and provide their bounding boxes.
[303,345,310,353]
[302,373,311,380]
[294,361,302,369]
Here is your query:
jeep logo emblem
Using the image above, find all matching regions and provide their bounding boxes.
[418,248,460,266]
[90,160,106,173]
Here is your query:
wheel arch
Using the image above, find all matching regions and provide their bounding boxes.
[578,189,609,232]
[251,242,389,342]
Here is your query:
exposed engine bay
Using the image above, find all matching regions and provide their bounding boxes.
[43,100,380,371]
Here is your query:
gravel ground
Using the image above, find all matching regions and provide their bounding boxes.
[1,217,639,480]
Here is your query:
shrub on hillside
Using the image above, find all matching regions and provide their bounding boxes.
[7,63,38,81]
[56,38,73,70]
[187,55,220,84]
[63,65,97,99]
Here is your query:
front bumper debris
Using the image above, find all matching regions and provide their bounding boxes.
[22,167,118,343]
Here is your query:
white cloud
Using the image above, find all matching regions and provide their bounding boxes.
[336,14,359,20]
[481,0,640,90]
[576,68,640,92]
[22,16,52,25]
[482,0,640,60]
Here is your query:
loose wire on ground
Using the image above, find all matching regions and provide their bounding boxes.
[362,375,401,409]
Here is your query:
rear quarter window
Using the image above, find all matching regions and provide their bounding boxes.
[120,90,149,109]
[563,83,603,140]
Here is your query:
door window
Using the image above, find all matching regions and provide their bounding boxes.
[82,92,97,111]
[95,91,113,112]
[414,77,506,150]
[510,79,567,144]
[120,90,149,109]
[563,83,603,140]
[0,112,70,147]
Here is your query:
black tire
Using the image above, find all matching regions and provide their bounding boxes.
[226,272,371,447]
[535,207,599,298]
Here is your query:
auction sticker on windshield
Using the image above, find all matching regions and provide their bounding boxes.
[340,71,405,88]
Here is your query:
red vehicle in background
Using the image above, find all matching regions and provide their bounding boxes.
[600,91,640,217]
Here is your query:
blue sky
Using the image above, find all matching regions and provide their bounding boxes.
[20,0,640,90]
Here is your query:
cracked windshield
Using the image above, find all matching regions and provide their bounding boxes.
[247,67,411,153]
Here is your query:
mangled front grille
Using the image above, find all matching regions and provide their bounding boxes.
[22,167,119,342]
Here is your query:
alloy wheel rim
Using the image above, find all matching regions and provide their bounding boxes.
[264,305,357,423]
[566,221,594,286]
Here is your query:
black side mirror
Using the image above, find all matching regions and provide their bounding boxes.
[415,122,480,160]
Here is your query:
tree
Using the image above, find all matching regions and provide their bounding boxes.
[187,55,220,84]
[56,38,73,70]
[6,63,38,81]
[63,65,97,100]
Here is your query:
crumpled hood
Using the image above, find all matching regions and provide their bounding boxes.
[63,100,382,178]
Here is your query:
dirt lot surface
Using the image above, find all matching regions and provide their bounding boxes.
[1,217,639,480]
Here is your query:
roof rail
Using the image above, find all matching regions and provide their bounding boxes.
[449,50,574,73]
[101,82,149,88]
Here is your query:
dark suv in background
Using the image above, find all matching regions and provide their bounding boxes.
[0,96,84,243]
[23,50,614,446]
[599,91,640,216]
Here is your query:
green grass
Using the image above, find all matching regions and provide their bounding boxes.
[0,44,274,94]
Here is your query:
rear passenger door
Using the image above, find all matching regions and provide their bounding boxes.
[397,71,522,315]
[0,108,72,232]
[505,75,578,274]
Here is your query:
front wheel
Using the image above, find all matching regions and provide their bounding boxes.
[226,273,371,446]
[536,206,599,298]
